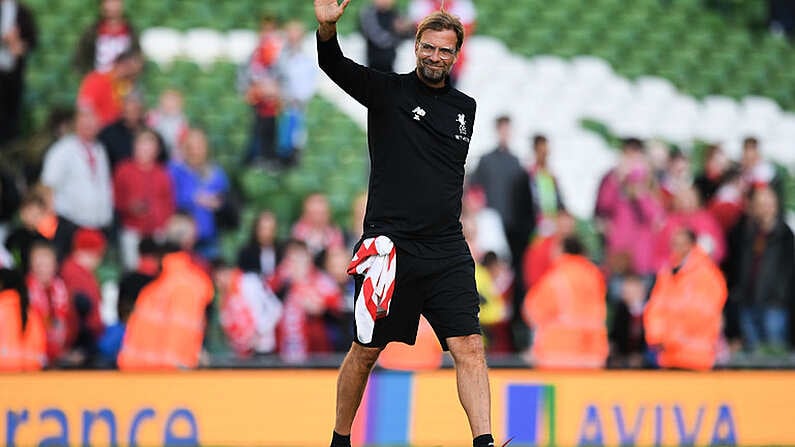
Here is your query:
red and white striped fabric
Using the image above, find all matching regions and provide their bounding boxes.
[347,236,397,344]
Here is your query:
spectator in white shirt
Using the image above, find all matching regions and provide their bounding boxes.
[277,21,317,108]
[41,107,113,257]
[274,20,318,166]
[462,184,511,262]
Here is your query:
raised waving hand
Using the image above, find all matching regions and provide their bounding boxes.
[315,0,351,40]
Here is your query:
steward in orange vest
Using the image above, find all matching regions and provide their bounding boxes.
[644,228,727,370]
[378,316,443,371]
[118,249,213,370]
[0,269,46,371]
[523,237,608,369]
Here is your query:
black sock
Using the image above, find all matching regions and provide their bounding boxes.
[474,433,495,447]
[331,431,351,447]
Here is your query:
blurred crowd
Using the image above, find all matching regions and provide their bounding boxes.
[467,118,794,370]
[0,0,793,372]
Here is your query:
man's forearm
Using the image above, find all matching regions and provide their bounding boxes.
[318,22,338,41]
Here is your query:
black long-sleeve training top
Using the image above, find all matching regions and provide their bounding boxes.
[317,32,477,257]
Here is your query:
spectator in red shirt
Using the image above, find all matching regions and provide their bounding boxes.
[60,228,106,364]
[522,211,577,290]
[269,239,342,363]
[26,241,71,365]
[113,129,175,270]
[708,166,745,233]
[77,48,143,127]
[250,15,282,72]
[74,0,139,74]
[291,193,345,259]
[242,15,282,165]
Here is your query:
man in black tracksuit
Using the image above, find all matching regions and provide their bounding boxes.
[314,2,494,447]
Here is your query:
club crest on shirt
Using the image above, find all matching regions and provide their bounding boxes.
[455,113,470,142]
[412,106,426,121]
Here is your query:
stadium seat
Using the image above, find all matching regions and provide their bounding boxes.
[531,55,570,88]
[695,95,742,143]
[140,28,182,66]
[767,113,795,164]
[570,56,614,87]
[182,29,226,67]
[225,30,259,65]
[742,96,782,120]
[580,77,633,123]
[655,95,701,143]
[609,102,656,140]
[634,76,677,108]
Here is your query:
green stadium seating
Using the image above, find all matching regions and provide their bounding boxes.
[29,0,795,117]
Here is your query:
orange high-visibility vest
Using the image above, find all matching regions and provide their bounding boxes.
[644,247,727,370]
[36,213,58,240]
[0,290,46,371]
[118,252,213,370]
[378,316,443,371]
[523,254,608,369]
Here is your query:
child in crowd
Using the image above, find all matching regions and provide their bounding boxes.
[146,89,189,161]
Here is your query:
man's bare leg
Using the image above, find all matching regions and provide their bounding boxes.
[332,343,383,441]
[447,334,493,445]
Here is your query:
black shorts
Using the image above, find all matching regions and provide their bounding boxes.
[352,245,481,351]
